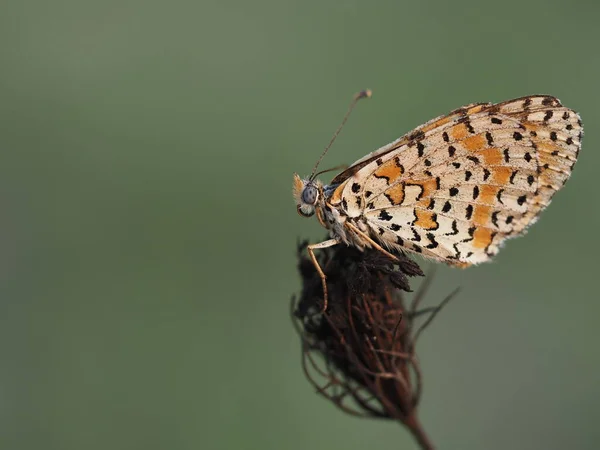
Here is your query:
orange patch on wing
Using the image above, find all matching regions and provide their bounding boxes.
[539,152,569,170]
[413,209,438,230]
[421,116,451,133]
[472,227,493,249]
[385,184,405,205]
[329,181,348,205]
[479,147,503,165]
[535,140,559,153]
[466,105,485,115]
[462,134,487,151]
[523,122,539,133]
[420,177,440,198]
[450,123,469,141]
[373,159,404,183]
[417,198,434,209]
[491,166,512,184]
[479,185,499,205]
[473,205,491,226]
[537,165,566,188]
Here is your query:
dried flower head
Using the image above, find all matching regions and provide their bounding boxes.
[292,241,457,450]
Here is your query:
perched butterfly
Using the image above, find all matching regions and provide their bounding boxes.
[294,90,582,309]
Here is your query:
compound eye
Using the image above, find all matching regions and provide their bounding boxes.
[301,185,318,205]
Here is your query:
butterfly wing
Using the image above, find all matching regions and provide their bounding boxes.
[330,102,492,185]
[333,96,582,266]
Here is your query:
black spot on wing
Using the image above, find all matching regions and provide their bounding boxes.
[411,229,422,242]
[452,242,461,259]
[378,210,393,221]
[541,97,554,106]
[462,226,476,243]
[465,204,473,220]
[425,233,439,249]
[491,211,499,227]
[446,220,459,236]
[524,175,535,188]
[497,189,504,204]
[409,130,425,141]
[458,116,475,133]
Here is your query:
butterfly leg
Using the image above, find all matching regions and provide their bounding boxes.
[345,222,399,262]
[307,238,340,312]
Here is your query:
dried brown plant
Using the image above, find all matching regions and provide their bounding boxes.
[291,241,457,450]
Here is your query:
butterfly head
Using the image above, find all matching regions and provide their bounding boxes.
[293,173,322,218]
[293,91,371,219]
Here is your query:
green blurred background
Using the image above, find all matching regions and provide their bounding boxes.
[1,0,599,449]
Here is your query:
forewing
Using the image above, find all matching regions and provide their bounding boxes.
[337,95,582,265]
[330,102,492,185]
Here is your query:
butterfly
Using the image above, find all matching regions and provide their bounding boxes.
[293,91,582,309]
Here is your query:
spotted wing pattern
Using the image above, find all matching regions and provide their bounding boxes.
[330,96,582,266]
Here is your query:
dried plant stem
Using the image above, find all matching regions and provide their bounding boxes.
[404,413,435,450]
[292,241,455,450]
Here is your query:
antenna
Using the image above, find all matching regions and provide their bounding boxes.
[309,89,372,180]
[312,163,349,179]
